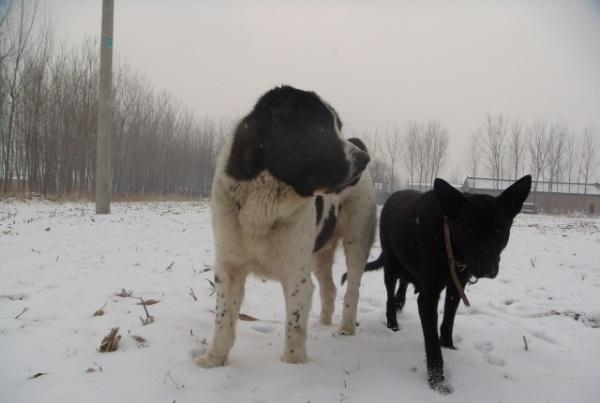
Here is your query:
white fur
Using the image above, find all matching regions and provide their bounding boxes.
[196,135,376,368]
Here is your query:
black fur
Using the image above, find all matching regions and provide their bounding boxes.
[355,175,531,393]
[226,85,368,197]
[314,205,337,252]
[315,195,324,224]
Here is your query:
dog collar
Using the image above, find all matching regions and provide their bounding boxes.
[443,216,471,307]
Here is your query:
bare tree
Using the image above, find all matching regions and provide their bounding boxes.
[527,119,551,194]
[481,113,507,188]
[464,131,482,178]
[384,125,402,192]
[563,132,577,192]
[0,6,230,198]
[579,126,599,194]
[507,120,526,180]
[545,122,566,192]
[362,128,388,189]
[402,121,420,186]
[424,119,449,184]
[1,0,39,191]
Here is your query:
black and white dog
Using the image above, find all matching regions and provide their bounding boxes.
[355,176,531,393]
[197,86,376,368]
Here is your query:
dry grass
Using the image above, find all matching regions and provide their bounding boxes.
[99,327,121,352]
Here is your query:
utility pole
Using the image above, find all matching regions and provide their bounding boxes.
[96,0,114,214]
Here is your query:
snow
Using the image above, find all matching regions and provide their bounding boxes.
[1,200,599,403]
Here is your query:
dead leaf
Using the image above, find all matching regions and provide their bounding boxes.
[239,313,258,321]
[85,367,96,373]
[92,303,107,317]
[29,372,47,379]
[131,335,147,343]
[136,299,160,305]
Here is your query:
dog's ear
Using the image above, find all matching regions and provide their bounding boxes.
[497,175,532,217]
[434,178,466,219]
[225,117,265,180]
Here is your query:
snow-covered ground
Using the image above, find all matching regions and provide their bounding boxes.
[1,199,599,403]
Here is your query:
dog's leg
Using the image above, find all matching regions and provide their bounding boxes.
[384,261,400,331]
[417,288,451,394]
[440,283,463,350]
[281,266,314,363]
[338,238,369,335]
[395,277,408,312]
[196,266,247,368]
[312,247,336,326]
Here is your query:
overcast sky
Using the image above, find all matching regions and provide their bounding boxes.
[49,0,600,178]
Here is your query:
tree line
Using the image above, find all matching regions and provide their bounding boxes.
[354,113,597,194]
[1,0,228,197]
[465,114,598,193]
[2,1,597,198]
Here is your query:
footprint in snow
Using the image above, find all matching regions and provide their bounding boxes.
[473,340,494,353]
[484,353,506,367]
[474,341,506,367]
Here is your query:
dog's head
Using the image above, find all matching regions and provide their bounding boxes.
[434,175,532,279]
[226,85,370,197]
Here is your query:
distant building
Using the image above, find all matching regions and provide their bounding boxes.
[462,177,600,215]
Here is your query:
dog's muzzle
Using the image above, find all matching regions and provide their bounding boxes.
[471,262,499,279]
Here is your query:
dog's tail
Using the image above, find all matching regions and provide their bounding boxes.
[340,253,384,285]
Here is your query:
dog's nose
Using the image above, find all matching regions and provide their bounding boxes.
[354,150,370,172]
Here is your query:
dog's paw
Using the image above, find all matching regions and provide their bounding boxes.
[431,379,453,395]
[428,370,452,394]
[386,322,400,332]
[440,339,457,350]
[195,353,227,368]
[281,351,308,364]
[319,316,333,326]
[337,324,356,336]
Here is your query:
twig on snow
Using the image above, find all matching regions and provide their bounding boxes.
[162,371,180,390]
[137,297,154,325]
[523,335,529,351]
[189,288,198,301]
[205,278,215,296]
[15,307,29,319]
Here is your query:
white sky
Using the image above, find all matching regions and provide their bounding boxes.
[48,0,600,178]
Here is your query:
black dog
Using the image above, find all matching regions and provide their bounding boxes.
[353,175,531,393]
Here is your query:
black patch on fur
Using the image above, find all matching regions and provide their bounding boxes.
[314,206,337,252]
[225,85,351,197]
[315,196,324,224]
[347,137,368,153]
